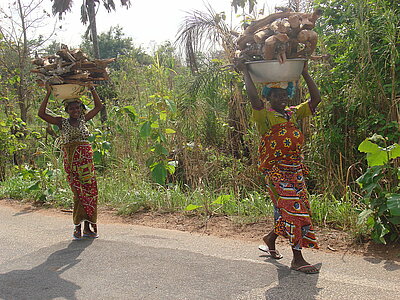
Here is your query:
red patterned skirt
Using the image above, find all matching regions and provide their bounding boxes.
[258,122,318,249]
[62,141,98,225]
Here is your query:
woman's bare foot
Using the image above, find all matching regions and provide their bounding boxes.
[73,224,82,240]
[259,230,282,259]
[83,221,98,238]
[291,249,319,274]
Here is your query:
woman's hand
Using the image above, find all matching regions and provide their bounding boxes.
[233,57,247,72]
[45,81,52,94]
[302,60,309,76]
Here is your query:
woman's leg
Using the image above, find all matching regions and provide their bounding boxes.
[83,221,98,238]
[73,223,82,240]
[261,229,283,259]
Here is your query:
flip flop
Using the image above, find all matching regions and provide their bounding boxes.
[258,245,283,259]
[72,233,82,240]
[83,232,99,238]
[290,264,320,274]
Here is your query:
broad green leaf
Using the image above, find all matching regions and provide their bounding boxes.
[158,132,167,143]
[388,143,400,160]
[356,166,383,185]
[387,194,400,216]
[27,181,40,191]
[358,139,380,153]
[372,222,389,244]
[185,204,203,211]
[151,163,167,185]
[165,164,175,175]
[388,216,400,225]
[160,112,167,121]
[93,151,102,164]
[145,157,156,168]
[140,121,151,137]
[164,98,177,114]
[123,105,136,114]
[154,143,169,156]
[357,209,374,225]
[165,128,176,134]
[366,151,389,166]
[151,122,159,128]
[123,106,137,122]
[101,141,112,150]
[212,195,232,205]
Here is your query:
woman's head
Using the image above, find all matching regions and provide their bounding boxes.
[264,88,289,112]
[261,82,296,112]
[63,99,85,118]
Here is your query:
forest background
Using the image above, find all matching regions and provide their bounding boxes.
[0,0,399,246]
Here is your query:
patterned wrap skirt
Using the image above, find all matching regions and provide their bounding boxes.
[62,141,98,225]
[258,122,318,250]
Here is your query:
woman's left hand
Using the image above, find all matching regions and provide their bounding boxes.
[302,60,309,75]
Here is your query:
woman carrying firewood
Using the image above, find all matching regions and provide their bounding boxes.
[236,59,321,274]
[38,84,103,240]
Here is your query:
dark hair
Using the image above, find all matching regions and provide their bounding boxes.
[64,101,86,113]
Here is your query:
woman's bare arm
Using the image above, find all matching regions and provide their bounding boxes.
[235,59,264,110]
[302,62,321,111]
[38,84,62,126]
[84,86,104,121]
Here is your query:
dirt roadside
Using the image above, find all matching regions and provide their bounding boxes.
[1,198,399,262]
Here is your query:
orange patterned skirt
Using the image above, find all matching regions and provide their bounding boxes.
[258,122,318,249]
[62,141,98,226]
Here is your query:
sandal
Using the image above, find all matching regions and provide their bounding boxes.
[258,245,283,259]
[290,264,320,274]
[83,231,99,238]
[73,224,82,240]
[83,223,98,238]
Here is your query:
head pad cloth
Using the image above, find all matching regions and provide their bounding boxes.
[262,81,296,99]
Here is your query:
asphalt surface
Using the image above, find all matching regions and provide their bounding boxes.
[0,202,399,300]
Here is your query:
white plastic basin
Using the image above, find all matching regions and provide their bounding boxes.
[245,58,306,83]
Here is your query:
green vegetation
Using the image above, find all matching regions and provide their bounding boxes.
[0,0,399,244]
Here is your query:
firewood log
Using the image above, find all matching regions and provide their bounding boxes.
[288,14,301,29]
[237,34,256,50]
[296,30,318,56]
[263,36,278,60]
[244,11,292,35]
[253,28,274,43]
[270,20,290,33]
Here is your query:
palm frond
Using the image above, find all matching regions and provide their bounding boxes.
[100,0,131,12]
[175,4,236,73]
[51,0,74,19]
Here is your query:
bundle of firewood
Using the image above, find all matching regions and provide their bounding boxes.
[235,8,322,63]
[31,44,115,86]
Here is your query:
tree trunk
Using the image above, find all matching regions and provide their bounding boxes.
[17,0,29,122]
[87,0,107,123]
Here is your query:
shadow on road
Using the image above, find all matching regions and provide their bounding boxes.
[263,257,322,299]
[0,239,93,300]
[12,206,38,217]
[363,257,400,271]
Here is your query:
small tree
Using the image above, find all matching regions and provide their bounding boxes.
[0,0,56,122]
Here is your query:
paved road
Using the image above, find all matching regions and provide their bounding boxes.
[0,202,399,300]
